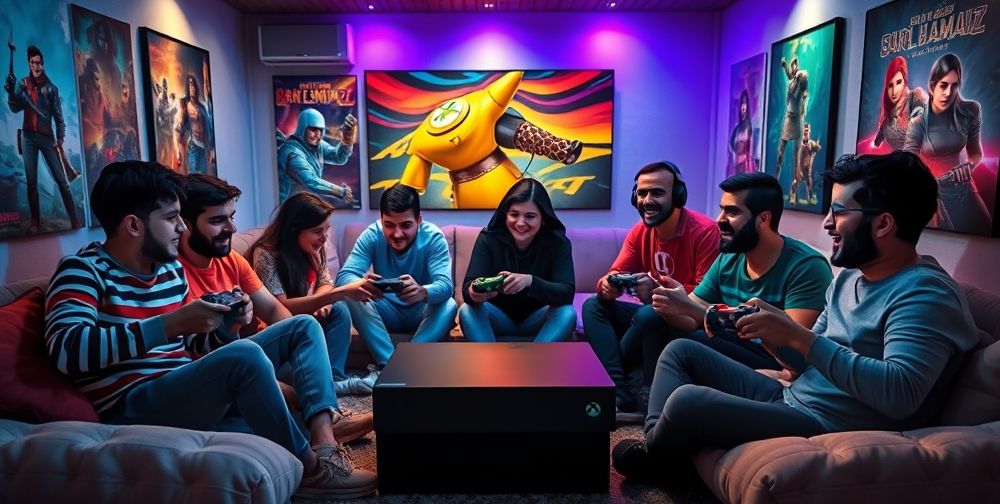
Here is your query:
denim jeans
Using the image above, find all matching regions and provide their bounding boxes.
[322,301,353,380]
[645,339,825,459]
[459,302,576,342]
[103,315,337,462]
[343,298,458,365]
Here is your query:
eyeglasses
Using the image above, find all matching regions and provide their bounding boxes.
[828,203,886,223]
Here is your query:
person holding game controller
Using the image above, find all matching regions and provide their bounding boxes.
[248,192,382,396]
[619,172,831,403]
[336,184,457,379]
[581,161,720,421]
[612,152,978,486]
[459,179,576,343]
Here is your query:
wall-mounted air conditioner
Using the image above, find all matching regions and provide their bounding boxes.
[258,24,354,66]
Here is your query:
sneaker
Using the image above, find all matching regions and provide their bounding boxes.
[334,375,373,396]
[330,408,374,444]
[615,396,643,425]
[612,439,654,481]
[360,364,381,389]
[295,444,377,500]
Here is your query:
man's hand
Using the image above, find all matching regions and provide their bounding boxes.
[467,284,498,304]
[221,291,253,335]
[738,298,816,355]
[340,184,356,204]
[500,271,532,295]
[163,299,230,338]
[631,272,657,303]
[597,274,622,301]
[4,74,14,94]
[313,305,332,323]
[650,274,686,318]
[397,274,428,304]
[756,368,797,387]
[363,272,385,300]
[341,114,358,145]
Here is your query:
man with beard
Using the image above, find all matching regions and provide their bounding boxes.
[582,161,720,421]
[621,172,831,403]
[177,174,377,402]
[45,161,378,499]
[612,151,978,484]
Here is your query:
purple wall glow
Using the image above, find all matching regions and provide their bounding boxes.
[244,12,721,234]
[715,0,1000,295]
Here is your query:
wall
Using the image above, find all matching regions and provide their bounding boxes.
[243,11,721,234]
[715,0,1000,295]
[0,0,253,284]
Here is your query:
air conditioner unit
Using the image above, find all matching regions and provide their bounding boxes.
[258,24,354,66]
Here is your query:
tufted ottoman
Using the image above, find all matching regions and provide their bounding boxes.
[0,419,302,503]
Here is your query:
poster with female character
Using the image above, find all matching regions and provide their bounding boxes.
[0,0,87,240]
[856,0,999,236]
[764,18,844,215]
[365,70,614,210]
[725,53,766,180]
[273,75,361,210]
[71,5,140,226]
[139,28,216,176]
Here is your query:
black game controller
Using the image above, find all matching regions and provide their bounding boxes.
[201,288,247,321]
[705,304,759,340]
[471,274,507,293]
[606,273,638,291]
[369,278,406,293]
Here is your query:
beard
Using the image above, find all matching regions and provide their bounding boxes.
[188,227,232,258]
[639,202,674,228]
[719,220,760,253]
[141,231,177,264]
[830,218,879,268]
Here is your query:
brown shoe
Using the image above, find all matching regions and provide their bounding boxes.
[295,444,377,500]
[330,408,373,444]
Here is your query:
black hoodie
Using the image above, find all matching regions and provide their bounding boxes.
[461,179,575,323]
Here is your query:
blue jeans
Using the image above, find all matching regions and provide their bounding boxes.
[344,298,458,365]
[103,315,337,462]
[645,339,825,460]
[187,143,207,174]
[322,301,352,380]
[459,302,576,342]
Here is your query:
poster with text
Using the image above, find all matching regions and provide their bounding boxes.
[139,27,216,176]
[71,5,140,226]
[0,0,87,239]
[273,75,361,210]
[857,0,999,236]
[764,18,844,214]
[365,70,614,210]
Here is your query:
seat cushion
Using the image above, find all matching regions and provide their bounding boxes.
[0,288,98,423]
[0,419,302,504]
[940,338,1000,425]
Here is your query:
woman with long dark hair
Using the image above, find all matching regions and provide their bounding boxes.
[728,89,757,176]
[249,193,378,395]
[459,178,577,342]
[904,53,991,234]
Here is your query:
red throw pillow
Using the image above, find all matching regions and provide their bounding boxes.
[0,287,99,422]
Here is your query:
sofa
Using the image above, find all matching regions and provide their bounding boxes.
[1,223,998,503]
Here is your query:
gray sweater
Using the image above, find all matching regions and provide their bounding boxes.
[784,256,977,431]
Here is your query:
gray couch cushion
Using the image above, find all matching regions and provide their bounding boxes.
[0,419,302,504]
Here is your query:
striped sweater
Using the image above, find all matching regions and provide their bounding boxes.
[45,243,228,414]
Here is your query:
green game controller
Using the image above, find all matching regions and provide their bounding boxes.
[471,274,507,293]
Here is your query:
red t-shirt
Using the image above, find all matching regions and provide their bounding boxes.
[608,208,720,292]
[179,250,268,335]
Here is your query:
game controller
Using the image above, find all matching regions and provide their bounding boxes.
[471,274,507,293]
[369,278,406,293]
[705,304,759,339]
[201,288,247,322]
[606,273,638,291]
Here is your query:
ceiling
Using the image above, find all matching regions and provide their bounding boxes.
[224,0,738,15]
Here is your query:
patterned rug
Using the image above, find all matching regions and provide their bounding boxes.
[332,395,722,504]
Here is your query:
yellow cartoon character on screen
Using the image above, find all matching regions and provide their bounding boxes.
[400,71,583,209]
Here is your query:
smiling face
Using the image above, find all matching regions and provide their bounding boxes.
[635,169,676,227]
[717,190,760,254]
[381,209,421,253]
[823,181,879,269]
[187,199,236,258]
[142,199,187,263]
[930,70,960,114]
[298,215,331,257]
[506,200,542,250]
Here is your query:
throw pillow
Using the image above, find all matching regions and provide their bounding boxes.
[0,287,99,423]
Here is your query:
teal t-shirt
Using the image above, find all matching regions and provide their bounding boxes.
[693,236,831,311]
